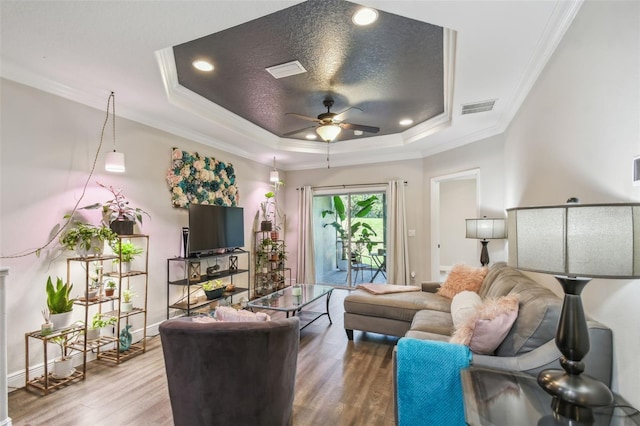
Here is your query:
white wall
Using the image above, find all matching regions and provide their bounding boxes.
[0,79,276,383]
[439,179,477,268]
[504,0,640,406]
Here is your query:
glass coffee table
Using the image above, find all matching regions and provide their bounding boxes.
[247,284,333,330]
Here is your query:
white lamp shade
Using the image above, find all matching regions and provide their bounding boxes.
[270,170,280,183]
[507,203,640,278]
[466,218,506,240]
[315,124,341,142]
[105,151,125,173]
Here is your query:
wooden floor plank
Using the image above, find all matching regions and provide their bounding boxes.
[9,288,399,425]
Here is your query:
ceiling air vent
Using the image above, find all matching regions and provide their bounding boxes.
[265,60,307,79]
[461,99,497,115]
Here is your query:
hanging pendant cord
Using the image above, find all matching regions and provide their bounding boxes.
[1,92,114,259]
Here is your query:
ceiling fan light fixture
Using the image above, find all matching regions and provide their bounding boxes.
[192,60,214,72]
[352,7,378,26]
[316,124,341,142]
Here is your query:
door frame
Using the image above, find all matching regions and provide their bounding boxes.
[430,169,480,281]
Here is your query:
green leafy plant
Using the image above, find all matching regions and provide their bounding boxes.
[122,288,136,303]
[202,279,224,291]
[106,280,117,289]
[110,240,143,263]
[90,312,117,329]
[321,195,379,256]
[82,182,150,226]
[46,276,74,314]
[59,220,117,253]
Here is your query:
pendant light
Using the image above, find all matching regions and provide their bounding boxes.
[104,92,126,173]
[269,156,279,183]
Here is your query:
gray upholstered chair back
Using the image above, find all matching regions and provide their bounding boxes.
[159,316,300,426]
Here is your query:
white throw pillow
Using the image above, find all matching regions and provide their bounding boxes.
[450,290,482,329]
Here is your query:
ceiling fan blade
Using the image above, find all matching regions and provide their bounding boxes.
[341,122,380,134]
[285,113,321,123]
[334,106,363,120]
[282,126,316,137]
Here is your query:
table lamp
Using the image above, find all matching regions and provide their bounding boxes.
[465,217,506,266]
[507,201,640,420]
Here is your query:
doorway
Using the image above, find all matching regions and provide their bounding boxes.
[313,189,387,287]
[430,169,480,281]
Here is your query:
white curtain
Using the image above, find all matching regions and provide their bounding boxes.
[387,179,411,284]
[296,186,316,284]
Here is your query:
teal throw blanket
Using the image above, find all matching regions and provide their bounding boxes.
[396,338,472,425]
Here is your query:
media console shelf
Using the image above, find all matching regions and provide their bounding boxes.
[167,249,250,318]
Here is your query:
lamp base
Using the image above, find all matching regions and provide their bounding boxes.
[538,369,613,409]
[479,240,490,266]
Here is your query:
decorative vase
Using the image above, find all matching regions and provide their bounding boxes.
[270,231,279,241]
[119,325,132,352]
[110,219,134,235]
[50,311,73,330]
[53,357,74,379]
[121,302,133,313]
[182,227,189,258]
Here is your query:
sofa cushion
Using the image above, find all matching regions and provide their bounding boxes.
[450,295,519,354]
[491,273,562,357]
[344,289,451,323]
[451,291,483,329]
[437,264,488,299]
[410,309,454,336]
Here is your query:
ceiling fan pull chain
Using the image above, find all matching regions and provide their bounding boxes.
[327,142,331,169]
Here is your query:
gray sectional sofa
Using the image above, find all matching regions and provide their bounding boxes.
[343,262,613,385]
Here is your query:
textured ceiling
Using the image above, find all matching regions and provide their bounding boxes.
[0,1,583,170]
[173,0,444,142]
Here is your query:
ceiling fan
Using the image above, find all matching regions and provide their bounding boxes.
[284,99,380,142]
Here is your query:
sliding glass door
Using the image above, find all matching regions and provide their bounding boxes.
[313,189,387,287]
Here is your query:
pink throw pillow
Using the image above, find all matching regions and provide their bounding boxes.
[450,294,519,355]
[437,264,488,299]
[215,306,270,322]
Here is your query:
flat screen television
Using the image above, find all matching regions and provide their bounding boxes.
[188,205,244,256]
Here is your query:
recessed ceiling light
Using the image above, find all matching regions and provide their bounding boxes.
[399,118,413,126]
[352,8,378,26]
[192,60,214,72]
[354,130,363,136]
[305,133,317,140]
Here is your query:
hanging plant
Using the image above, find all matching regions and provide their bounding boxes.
[166,148,239,208]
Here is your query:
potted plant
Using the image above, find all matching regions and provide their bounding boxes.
[121,288,136,313]
[202,279,225,300]
[82,182,150,235]
[60,219,117,258]
[50,336,75,378]
[104,280,117,297]
[260,191,276,231]
[110,240,143,272]
[86,312,117,341]
[46,276,74,330]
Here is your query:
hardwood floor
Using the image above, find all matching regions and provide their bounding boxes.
[8,288,399,425]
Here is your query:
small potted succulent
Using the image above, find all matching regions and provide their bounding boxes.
[81,182,150,235]
[121,288,136,313]
[104,280,117,297]
[86,312,117,341]
[110,240,143,272]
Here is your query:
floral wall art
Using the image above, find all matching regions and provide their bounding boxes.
[166,148,239,208]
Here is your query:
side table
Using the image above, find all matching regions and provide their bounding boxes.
[461,367,640,426]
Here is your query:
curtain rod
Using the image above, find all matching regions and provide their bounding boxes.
[297,181,407,190]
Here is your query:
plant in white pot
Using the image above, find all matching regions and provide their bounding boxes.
[46,276,75,330]
[59,219,117,258]
[50,331,81,379]
[110,240,143,273]
[86,312,117,341]
[121,288,136,313]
